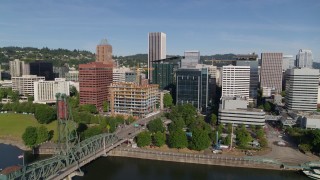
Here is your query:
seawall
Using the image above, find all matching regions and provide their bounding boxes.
[108,147,288,171]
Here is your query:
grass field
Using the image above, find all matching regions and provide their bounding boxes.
[0,113,58,141]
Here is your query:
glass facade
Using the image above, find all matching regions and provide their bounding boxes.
[152,63,175,90]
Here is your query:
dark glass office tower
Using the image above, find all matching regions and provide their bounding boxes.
[29,61,54,80]
[176,67,213,112]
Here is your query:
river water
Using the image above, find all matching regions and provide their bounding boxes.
[0,144,308,179]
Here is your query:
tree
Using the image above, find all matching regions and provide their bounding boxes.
[236,128,252,148]
[153,132,166,147]
[263,102,272,112]
[168,117,185,132]
[210,114,217,126]
[147,118,165,133]
[256,129,265,139]
[259,137,268,148]
[103,101,109,112]
[35,105,56,124]
[225,134,231,145]
[27,95,34,102]
[36,126,49,144]
[227,123,232,134]
[70,86,78,97]
[189,128,211,151]
[168,129,188,149]
[136,131,151,147]
[22,126,38,148]
[9,90,19,103]
[163,93,173,108]
[79,104,98,114]
[82,126,103,139]
[281,90,286,97]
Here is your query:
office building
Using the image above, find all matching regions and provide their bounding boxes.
[176,67,213,112]
[260,53,283,96]
[96,39,113,65]
[222,65,250,100]
[148,32,166,82]
[113,67,131,82]
[285,68,319,112]
[29,61,54,80]
[79,62,113,110]
[34,78,70,104]
[53,66,69,78]
[65,71,79,82]
[152,63,175,90]
[296,49,313,68]
[236,61,259,100]
[181,51,200,68]
[9,59,29,77]
[12,75,45,95]
[218,97,265,126]
[282,55,295,71]
[109,82,159,118]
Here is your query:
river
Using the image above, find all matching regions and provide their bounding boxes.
[0,144,308,179]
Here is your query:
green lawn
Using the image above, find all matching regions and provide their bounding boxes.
[0,113,58,141]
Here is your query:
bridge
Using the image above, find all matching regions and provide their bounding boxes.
[0,112,161,180]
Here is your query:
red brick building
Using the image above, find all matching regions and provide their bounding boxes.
[96,39,113,66]
[79,62,113,110]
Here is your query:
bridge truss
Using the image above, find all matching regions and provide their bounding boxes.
[5,133,118,180]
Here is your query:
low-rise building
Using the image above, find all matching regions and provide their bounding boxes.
[33,78,70,104]
[12,75,45,95]
[218,97,265,126]
[65,71,79,82]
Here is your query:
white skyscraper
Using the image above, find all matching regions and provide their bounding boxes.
[148,32,166,82]
[34,78,70,104]
[282,55,295,71]
[222,65,250,100]
[296,49,313,68]
[285,68,319,111]
[9,59,29,77]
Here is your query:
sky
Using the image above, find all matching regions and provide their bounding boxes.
[0,0,319,60]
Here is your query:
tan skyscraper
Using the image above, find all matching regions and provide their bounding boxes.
[148,32,166,82]
[96,39,113,65]
[260,53,283,96]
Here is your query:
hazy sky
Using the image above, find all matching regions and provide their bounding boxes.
[1,0,319,60]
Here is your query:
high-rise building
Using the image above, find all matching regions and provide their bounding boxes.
[260,53,283,96]
[296,49,313,68]
[113,67,131,82]
[29,61,54,80]
[9,59,29,77]
[34,78,70,104]
[53,66,69,78]
[12,75,45,95]
[109,82,159,118]
[152,63,175,90]
[96,39,113,65]
[181,51,200,68]
[282,55,295,71]
[148,32,166,82]
[236,61,259,100]
[222,65,250,100]
[176,67,213,112]
[79,62,113,110]
[285,68,319,112]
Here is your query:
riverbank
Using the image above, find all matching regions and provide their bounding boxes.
[0,137,29,151]
[108,147,291,171]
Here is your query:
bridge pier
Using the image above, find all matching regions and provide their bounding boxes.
[63,170,84,180]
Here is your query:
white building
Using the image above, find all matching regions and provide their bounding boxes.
[282,55,295,71]
[301,114,320,129]
[148,32,166,81]
[113,67,132,82]
[65,70,79,82]
[34,78,70,104]
[285,68,319,112]
[181,51,200,68]
[222,65,250,100]
[12,75,45,95]
[218,97,265,126]
[296,49,313,68]
[9,59,29,77]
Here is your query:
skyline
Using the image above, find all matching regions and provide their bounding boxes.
[1,0,319,60]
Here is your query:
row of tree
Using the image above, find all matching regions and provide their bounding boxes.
[286,127,320,153]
